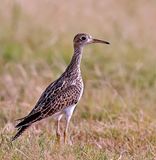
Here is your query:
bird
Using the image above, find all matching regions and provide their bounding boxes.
[12,33,109,143]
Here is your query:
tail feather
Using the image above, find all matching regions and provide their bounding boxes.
[15,112,41,128]
[12,111,42,141]
[15,115,29,121]
[15,110,37,121]
[12,125,30,141]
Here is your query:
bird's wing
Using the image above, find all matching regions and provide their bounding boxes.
[27,78,66,115]
[15,85,80,128]
[15,79,60,121]
[35,78,65,108]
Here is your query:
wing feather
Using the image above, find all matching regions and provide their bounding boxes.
[15,85,80,128]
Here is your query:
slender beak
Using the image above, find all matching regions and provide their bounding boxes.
[91,38,110,44]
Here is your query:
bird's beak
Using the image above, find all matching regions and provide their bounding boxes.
[91,38,110,45]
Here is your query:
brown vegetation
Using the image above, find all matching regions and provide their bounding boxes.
[0,0,156,159]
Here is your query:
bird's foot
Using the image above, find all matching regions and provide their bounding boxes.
[64,131,67,144]
[55,133,61,145]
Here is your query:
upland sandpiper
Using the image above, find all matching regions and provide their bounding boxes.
[12,33,109,142]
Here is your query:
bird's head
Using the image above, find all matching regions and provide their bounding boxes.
[73,33,110,47]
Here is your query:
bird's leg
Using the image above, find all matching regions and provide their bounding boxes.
[56,120,61,143]
[64,105,76,144]
[64,116,71,144]
[55,115,63,143]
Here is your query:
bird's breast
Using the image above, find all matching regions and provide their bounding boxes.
[76,78,84,101]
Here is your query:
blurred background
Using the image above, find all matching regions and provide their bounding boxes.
[0,0,156,159]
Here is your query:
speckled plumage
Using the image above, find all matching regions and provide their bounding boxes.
[12,33,109,142]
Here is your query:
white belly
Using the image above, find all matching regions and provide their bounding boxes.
[52,105,76,120]
[64,105,76,117]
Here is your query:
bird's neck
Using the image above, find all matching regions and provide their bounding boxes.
[66,46,83,74]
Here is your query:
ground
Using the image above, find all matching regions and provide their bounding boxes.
[0,0,156,159]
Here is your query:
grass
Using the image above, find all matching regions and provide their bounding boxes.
[0,0,156,159]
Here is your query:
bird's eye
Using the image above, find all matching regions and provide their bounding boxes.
[81,36,86,40]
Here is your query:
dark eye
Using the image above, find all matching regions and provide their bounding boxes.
[81,36,86,40]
